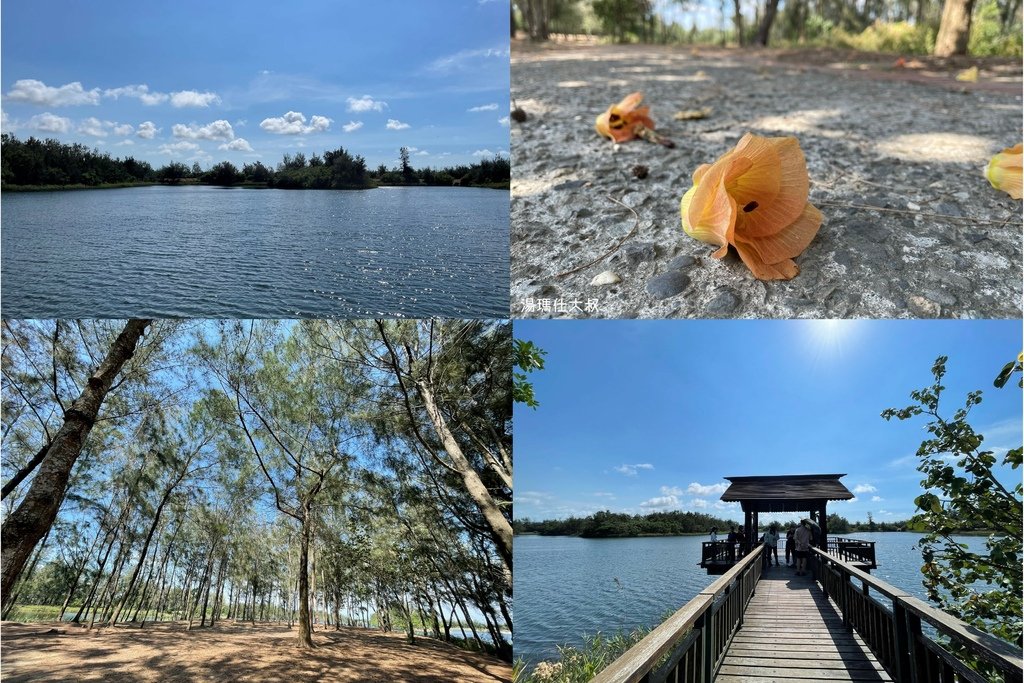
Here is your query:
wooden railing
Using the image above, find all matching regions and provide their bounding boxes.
[591,545,763,683]
[813,548,1023,683]
[825,536,877,568]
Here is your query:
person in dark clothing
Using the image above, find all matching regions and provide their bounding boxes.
[785,525,796,566]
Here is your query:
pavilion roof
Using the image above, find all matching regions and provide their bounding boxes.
[721,474,854,513]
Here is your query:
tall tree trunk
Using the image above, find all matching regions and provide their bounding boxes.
[733,0,745,45]
[0,319,151,600]
[296,513,315,647]
[757,0,782,45]
[1,526,52,619]
[934,0,975,56]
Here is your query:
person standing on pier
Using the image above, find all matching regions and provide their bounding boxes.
[785,525,796,566]
[727,525,739,562]
[794,519,813,576]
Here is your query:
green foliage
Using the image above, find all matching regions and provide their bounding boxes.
[513,339,547,409]
[515,627,651,682]
[970,0,1024,55]
[516,509,739,538]
[1,134,155,187]
[203,161,243,186]
[827,513,851,534]
[882,355,1022,649]
[591,0,651,42]
[833,20,936,54]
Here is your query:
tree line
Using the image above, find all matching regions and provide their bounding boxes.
[1,320,512,660]
[515,509,740,537]
[515,0,1021,57]
[0,135,510,191]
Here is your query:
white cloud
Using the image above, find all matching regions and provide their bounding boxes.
[415,149,429,156]
[112,123,134,136]
[498,115,510,126]
[6,79,100,106]
[428,47,509,73]
[346,95,387,112]
[114,139,134,146]
[104,84,168,106]
[660,486,684,496]
[342,120,363,133]
[172,120,235,141]
[385,118,410,130]
[468,103,499,112]
[472,149,494,156]
[29,112,71,133]
[871,495,883,502]
[260,111,331,135]
[78,117,109,137]
[169,90,220,108]
[686,482,728,496]
[613,463,654,477]
[219,138,254,152]
[847,496,859,504]
[691,498,709,508]
[640,495,679,509]
[853,484,877,494]
[158,141,200,155]
[136,121,159,139]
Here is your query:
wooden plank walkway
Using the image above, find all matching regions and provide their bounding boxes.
[716,566,893,682]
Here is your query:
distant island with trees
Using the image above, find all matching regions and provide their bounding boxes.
[0,135,509,191]
[513,509,999,538]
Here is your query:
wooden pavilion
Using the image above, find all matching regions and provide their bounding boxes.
[701,473,876,574]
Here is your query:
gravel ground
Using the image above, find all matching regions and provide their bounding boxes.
[511,43,1023,319]
[0,621,511,682]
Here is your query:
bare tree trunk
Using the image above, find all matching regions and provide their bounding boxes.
[934,0,975,56]
[1,526,52,620]
[1,320,151,601]
[733,0,745,45]
[296,513,314,647]
[757,0,782,45]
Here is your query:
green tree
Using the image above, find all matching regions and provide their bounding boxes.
[882,355,1022,648]
[399,147,414,183]
[513,339,546,408]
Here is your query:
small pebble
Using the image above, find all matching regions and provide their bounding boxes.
[590,270,622,286]
[907,295,941,318]
[906,202,921,211]
[646,271,690,299]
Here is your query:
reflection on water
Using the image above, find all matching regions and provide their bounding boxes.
[1,185,508,318]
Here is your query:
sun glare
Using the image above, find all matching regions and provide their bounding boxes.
[804,319,861,360]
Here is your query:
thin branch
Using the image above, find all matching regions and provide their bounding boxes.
[555,194,641,278]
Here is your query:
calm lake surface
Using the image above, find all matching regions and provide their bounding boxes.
[513,532,991,666]
[1,185,508,318]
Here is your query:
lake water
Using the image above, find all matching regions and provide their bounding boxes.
[1,185,509,318]
[513,532,992,666]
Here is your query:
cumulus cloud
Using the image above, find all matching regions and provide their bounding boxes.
[172,120,235,141]
[114,139,135,146]
[385,118,410,130]
[260,111,332,135]
[29,112,71,133]
[691,498,709,508]
[613,463,654,477]
[346,95,387,112]
[104,84,168,106]
[158,141,200,155]
[853,484,877,494]
[640,495,679,509]
[6,79,100,106]
[468,103,498,112]
[112,123,134,136]
[219,138,254,152]
[169,90,221,108]
[78,117,110,137]
[871,495,883,502]
[342,120,363,133]
[472,149,494,157]
[136,121,159,139]
[498,115,510,126]
[686,482,728,496]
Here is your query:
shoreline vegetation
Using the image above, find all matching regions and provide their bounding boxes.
[0,134,510,192]
[514,509,998,538]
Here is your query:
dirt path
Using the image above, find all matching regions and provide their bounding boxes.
[511,43,1022,318]
[0,621,511,682]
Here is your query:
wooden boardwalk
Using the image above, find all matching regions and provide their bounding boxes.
[716,566,893,682]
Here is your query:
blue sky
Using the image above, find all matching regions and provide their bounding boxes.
[1,0,510,169]
[513,320,1022,525]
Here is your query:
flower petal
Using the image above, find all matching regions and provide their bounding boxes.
[986,143,1023,200]
[734,203,823,265]
[681,165,736,250]
[729,136,810,238]
[732,241,800,280]
[615,92,645,113]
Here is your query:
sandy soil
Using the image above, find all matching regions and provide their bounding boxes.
[511,42,1023,318]
[0,621,511,682]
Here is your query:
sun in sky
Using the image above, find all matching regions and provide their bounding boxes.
[513,319,1022,525]
[0,0,510,169]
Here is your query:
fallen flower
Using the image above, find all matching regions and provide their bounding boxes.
[985,143,1022,199]
[595,92,673,147]
[680,132,822,280]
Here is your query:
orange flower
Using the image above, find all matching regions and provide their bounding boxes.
[595,92,656,143]
[985,143,1022,200]
[680,133,822,280]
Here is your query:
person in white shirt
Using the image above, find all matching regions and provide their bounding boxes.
[793,519,813,576]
